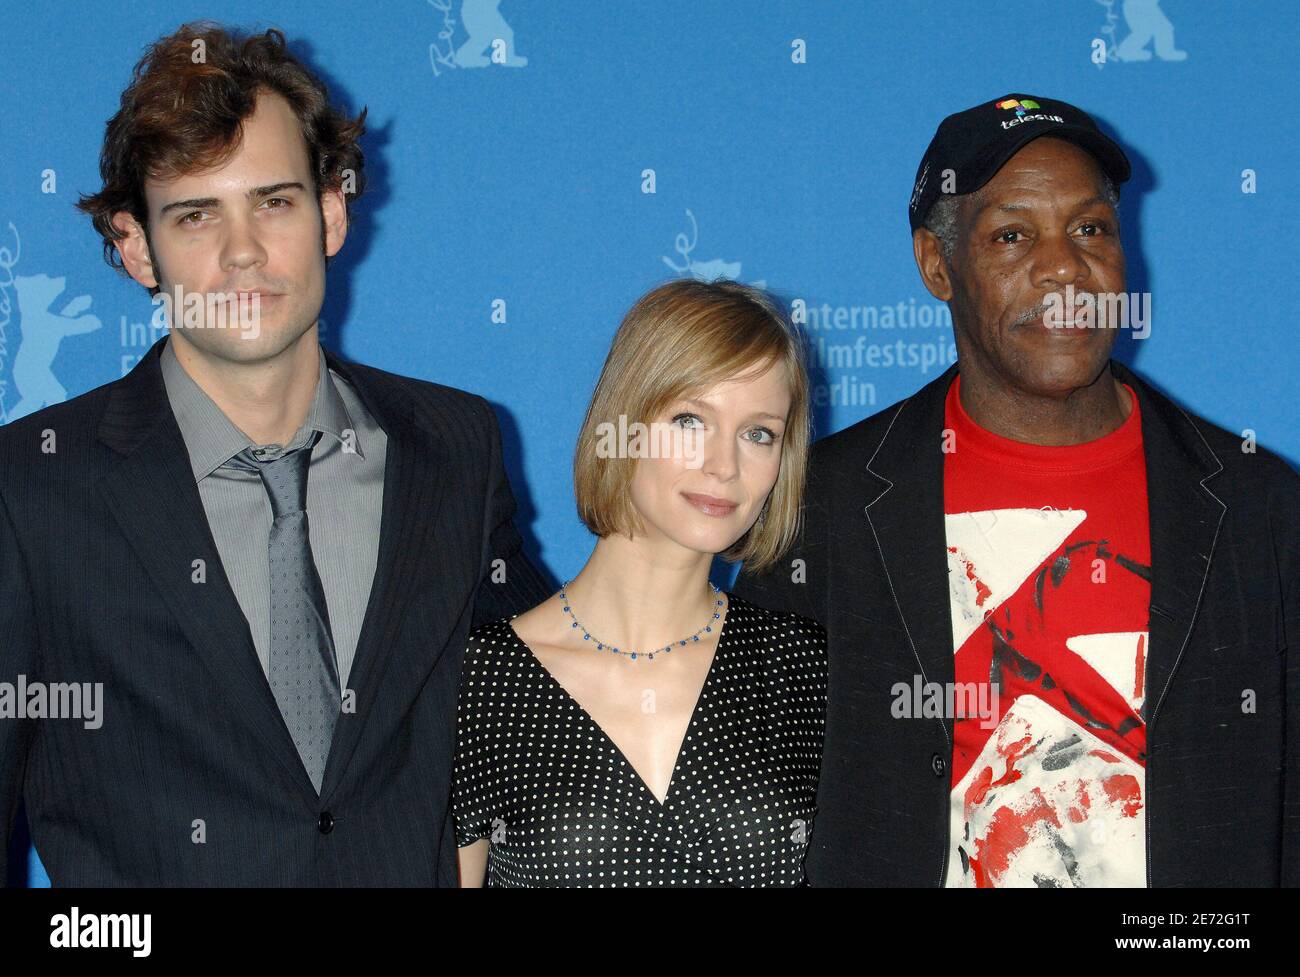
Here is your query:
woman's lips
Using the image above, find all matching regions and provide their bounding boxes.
[681,492,739,517]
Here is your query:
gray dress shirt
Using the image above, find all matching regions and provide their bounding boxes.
[159,337,387,691]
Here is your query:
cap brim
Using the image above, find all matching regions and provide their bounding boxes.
[972,124,1132,192]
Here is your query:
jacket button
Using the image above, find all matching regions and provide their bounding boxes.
[931,753,947,777]
[318,812,335,834]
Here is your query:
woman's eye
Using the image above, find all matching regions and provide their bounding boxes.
[672,413,703,430]
[745,427,777,446]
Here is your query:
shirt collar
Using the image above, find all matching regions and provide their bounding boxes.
[160,336,364,482]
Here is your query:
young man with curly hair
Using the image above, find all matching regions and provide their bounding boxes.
[0,22,550,886]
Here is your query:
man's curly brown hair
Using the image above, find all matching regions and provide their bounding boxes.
[77,21,367,278]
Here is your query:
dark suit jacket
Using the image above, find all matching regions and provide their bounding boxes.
[0,336,551,886]
[734,361,1300,887]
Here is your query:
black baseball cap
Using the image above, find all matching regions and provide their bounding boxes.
[908,93,1132,231]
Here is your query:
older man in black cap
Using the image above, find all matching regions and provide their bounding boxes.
[735,93,1299,887]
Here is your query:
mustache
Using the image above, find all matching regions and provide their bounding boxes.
[1012,304,1048,327]
[1013,293,1101,327]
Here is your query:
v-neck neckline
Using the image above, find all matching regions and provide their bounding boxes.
[506,594,735,810]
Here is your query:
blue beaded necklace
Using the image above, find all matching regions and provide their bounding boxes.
[558,581,726,661]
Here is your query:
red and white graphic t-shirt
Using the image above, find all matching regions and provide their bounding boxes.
[943,374,1151,888]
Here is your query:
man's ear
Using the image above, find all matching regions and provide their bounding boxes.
[320,187,348,258]
[110,212,159,290]
[912,227,954,302]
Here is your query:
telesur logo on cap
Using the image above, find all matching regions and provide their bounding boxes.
[994,97,1064,129]
[995,97,1039,117]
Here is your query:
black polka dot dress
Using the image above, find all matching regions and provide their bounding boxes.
[452,593,828,887]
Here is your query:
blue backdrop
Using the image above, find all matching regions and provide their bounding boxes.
[2,1,1295,886]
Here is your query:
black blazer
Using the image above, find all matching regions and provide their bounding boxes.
[0,336,551,886]
[734,361,1300,887]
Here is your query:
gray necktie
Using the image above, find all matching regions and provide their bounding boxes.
[226,433,341,793]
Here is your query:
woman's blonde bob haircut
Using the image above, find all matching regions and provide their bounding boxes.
[574,278,811,575]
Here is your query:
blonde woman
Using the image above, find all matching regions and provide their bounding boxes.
[453,279,827,887]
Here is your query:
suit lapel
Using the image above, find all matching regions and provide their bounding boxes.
[1111,361,1226,727]
[97,339,318,800]
[97,339,463,804]
[315,348,455,801]
[861,366,959,744]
